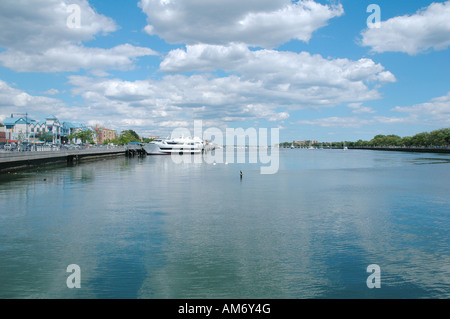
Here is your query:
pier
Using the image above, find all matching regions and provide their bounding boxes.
[0,147,128,173]
[125,148,146,157]
[124,142,147,157]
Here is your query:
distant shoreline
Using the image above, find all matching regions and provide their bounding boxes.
[348,146,450,154]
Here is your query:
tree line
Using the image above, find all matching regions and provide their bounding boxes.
[103,129,154,145]
[69,129,154,145]
[346,128,450,148]
[282,128,450,148]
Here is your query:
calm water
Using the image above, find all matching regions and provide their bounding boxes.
[0,149,449,299]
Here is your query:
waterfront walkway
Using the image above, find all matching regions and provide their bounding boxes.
[0,147,126,173]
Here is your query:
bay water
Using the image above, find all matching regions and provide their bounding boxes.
[0,149,449,298]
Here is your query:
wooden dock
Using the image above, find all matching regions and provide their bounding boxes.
[0,148,129,173]
[124,145,146,157]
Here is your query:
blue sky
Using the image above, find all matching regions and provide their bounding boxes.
[0,0,449,142]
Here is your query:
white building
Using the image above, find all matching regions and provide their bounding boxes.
[3,115,34,143]
[4,114,98,145]
[62,122,97,145]
[5,114,64,145]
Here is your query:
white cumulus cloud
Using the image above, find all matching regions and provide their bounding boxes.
[361,1,450,55]
[0,44,157,73]
[348,103,376,114]
[0,80,66,118]
[0,0,157,72]
[392,91,450,125]
[139,0,343,48]
[160,44,396,106]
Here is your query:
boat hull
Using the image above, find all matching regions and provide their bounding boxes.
[143,141,203,155]
[143,143,170,155]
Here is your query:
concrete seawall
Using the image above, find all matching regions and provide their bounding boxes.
[0,148,126,173]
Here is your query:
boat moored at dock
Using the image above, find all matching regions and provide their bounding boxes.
[143,136,206,155]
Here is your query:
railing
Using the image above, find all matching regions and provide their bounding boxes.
[0,144,125,153]
[0,145,126,160]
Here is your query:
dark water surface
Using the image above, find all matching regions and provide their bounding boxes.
[0,149,449,298]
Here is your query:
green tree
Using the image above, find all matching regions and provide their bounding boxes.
[116,130,141,145]
[279,142,291,148]
[72,130,95,144]
[428,128,449,146]
[142,137,155,143]
[123,130,140,140]
[36,132,54,143]
[411,132,430,147]
[355,139,369,146]
[363,129,449,147]
[401,136,413,147]
[369,134,386,146]
[385,135,402,146]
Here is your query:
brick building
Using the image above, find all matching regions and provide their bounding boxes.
[94,125,117,144]
[0,126,6,144]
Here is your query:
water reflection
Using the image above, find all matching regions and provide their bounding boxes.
[0,150,449,298]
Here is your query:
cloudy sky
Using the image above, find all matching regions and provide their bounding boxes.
[0,0,449,142]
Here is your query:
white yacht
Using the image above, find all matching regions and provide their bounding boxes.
[343,141,348,151]
[143,136,205,155]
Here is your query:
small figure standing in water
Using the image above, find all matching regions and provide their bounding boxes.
[240,170,243,179]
